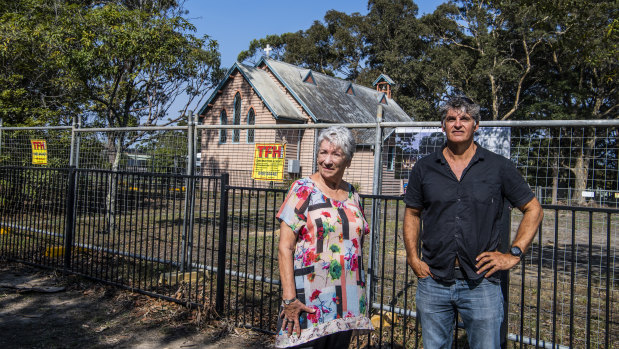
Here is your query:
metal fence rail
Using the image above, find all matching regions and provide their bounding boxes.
[2,118,617,206]
[507,206,618,349]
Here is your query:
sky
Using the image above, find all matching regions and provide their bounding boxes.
[183,0,443,69]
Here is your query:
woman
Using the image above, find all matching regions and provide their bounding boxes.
[275,126,374,348]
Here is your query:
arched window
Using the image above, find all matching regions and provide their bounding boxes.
[219,110,227,143]
[233,93,241,142]
[247,108,255,143]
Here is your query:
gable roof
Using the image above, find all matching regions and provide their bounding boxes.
[199,62,305,122]
[199,58,412,128]
[258,58,411,124]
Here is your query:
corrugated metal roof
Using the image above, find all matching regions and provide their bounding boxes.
[238,64,305,121]
[198,62,305,121]
[261,59,411,124]
[199,58,412,141]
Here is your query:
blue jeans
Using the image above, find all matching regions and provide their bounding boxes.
[416,276,504,349]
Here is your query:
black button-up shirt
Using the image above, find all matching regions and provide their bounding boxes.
[404,143,534,281]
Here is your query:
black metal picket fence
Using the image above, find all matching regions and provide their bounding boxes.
[0,165,617,348]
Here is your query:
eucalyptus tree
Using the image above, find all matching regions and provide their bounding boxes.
[238,9,367,81]
[531,0,619,204]
[361,0,444,120]
[1,0,222,147]
[422,0,553,121]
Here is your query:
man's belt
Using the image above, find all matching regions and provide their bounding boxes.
[454,266,466,279]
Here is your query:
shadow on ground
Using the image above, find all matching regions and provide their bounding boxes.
[0,262,272,348]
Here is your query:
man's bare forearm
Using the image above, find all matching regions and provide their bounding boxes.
[403,206,422,262]
[512,198,544,252]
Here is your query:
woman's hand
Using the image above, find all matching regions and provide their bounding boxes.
[278,222,315,337]
[279,300,315,337]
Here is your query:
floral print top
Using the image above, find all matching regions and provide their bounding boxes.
[275,177,373,348]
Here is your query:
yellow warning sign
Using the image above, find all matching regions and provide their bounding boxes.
[251,143,286,181]
[31,139,48,165]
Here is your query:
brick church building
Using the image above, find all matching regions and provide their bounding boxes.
[198,57,411,194]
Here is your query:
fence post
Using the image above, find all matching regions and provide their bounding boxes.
[366,105,383,317]
[63,166,77,270]
[499,201,512,349]
[69,116,76,167]
[215,173,229,315]
[181,111,197,272]
[69,115,81,168]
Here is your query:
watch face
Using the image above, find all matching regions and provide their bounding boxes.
[510,246,522,257]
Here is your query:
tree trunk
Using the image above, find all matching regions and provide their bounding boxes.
[551,157,559,205]
[570,129,596,205]
[551,129,561,205]
[104,136,122,234]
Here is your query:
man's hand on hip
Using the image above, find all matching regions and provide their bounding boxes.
[408,256,433,279]
[475,251,520,277]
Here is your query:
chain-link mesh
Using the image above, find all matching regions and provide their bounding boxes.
[198,127,378,192]
[75,130,189,173]
[1,124,617,206]
[0,128,72,167]
[511,126,618,207]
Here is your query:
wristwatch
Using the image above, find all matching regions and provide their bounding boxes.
[510,246,523,259]
[282,297,297,305]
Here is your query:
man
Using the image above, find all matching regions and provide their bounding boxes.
[403,97,543,349]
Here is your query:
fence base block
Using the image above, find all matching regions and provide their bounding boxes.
[371,310,398,328]
[158,271,203,285]
[45,246,88,258]
[45,246,65,258]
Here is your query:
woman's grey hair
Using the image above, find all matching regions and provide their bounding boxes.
[439,96,481,126]
[317,126,356,162]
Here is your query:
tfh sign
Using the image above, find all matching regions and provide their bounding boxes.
[255,144,284,158]
[30,139,48,165]
[252,143,286,181]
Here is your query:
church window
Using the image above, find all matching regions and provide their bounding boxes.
[233,93,241,142]
[247,108,255,143]
[219,110,227,143]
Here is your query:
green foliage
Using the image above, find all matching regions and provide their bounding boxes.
[0,0,223,129]
[239,0,617,203]
[240,0,617,124]
[0,0,74,125]
[238,10,367,80]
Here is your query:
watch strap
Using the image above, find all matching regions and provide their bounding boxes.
[282,297,297,305]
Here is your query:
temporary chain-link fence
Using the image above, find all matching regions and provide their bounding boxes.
[1,117,618,349]
[1,118,616,206]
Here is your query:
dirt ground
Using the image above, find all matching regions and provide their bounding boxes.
[0,262,273,349]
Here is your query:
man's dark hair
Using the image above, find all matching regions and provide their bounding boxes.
[439,97,481,126]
